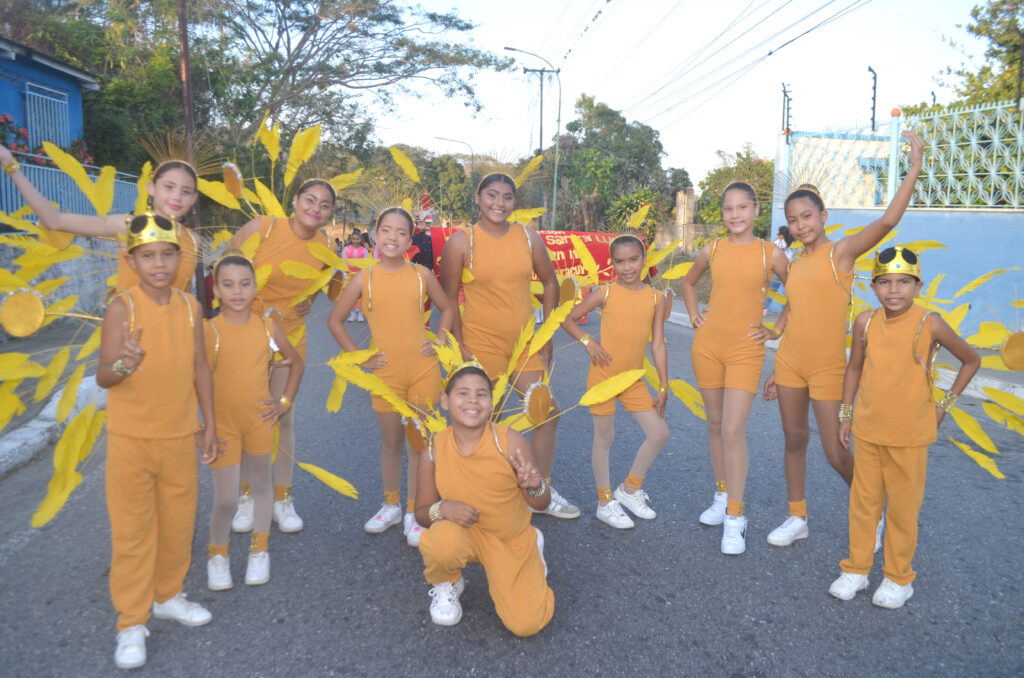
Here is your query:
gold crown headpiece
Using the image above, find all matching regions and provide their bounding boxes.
[138,131,221,178]
[442,360,489,391]
[296,177,338,203]
[375,206,415,229]
[776,164,834,205]
[610,227,647,255]
[873,246,921,280]
[126,211,178,251]
[213,248,253,272]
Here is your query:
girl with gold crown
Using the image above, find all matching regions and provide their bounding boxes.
[439,173,579,520]
[828,246,978,608]
[0,137,210,292]
[681,182,790,555]
[560,232,670,529]
[762,131,925,551]
[327,206,454,546]
[203,250,304,591]
[96,213,218,669]
[227,178,343,534]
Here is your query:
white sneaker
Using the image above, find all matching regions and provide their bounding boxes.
[114,625,149,669]
[245,551,270,586]
[535,527,548,578]
[767,515,809,547]
[721,514,747,555]
[530,486,581,519]
[874,515,885,554]
[614,486,656,520]
[872,577,913,609]
[151,593,212,627]
[207,555,233,591]
[273,498,304,533]
[828,572,869,600]
[699,491,728,526]
[364,503,403,534]
[428,578,465,626]
[403,512,424,547]
[596,500,635,529]
[232,494,254,533]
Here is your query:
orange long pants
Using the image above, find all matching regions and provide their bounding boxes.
[840,438,928,586]
[106,433,198,630]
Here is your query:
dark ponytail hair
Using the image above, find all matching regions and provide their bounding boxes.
[784,188,825,212]
[721,182,757,205]
[476,173,516,197]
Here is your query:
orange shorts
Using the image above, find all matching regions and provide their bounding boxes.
[371,360,442,414]
[210,418,276,469]
[691,332,765,395]
[773,348,845,401]
[469,341,545,381]
[588,380,654,416]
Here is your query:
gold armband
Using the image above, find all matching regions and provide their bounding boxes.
[838,403,854,423]
[3,159,20,175]
[428,500,444,524]
[279,395,292,411]
[937,391,959,412]
[579,334,593,347]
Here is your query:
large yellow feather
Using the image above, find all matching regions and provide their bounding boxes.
[949,406,999,454]
[570,235,600,283]
[284,125,322,187]
[255,265,272,291]
[982,402,1024,437]
[507,207,546,225]
[296,461,358,499]
[953,267,1021,298]
[646,238,683,269]
[76,324,102,361]
[93,165,116,217]
[981,354,1010,371]
[255,111,281,164]
[0,380,26,432]
[660,261,694,280]
[938,302,969,334]
[529,299,574,356]
[329,168,364,192]
[514,155,543,187]
[579,369,645,407]
[0,268,30,292]
[33,276,69,296]
[326,377,347,413]
[389,146,420,184]
[56,363,86,423]
[41,142,95,211]
[211,229,234,250]
[946,435,1004,479]
[31,404,106,527]
[253,178,286,217]
[899,239,947,254]
[327,360,415,419]
[669,378,706,420]
[308,241,346,270]
[134,162,153,215]
[625,204,651,231]
[13,241,84,281]
[197,178,241,210]
[983,387,1024,417]
[290,269,333,308]
[493,322,534,407]
[279,260,322,280]
[241,232,261,260]
[0,353,46,380]
[34,348,69,403]
[924,273,945,300]
[642,356,661,391]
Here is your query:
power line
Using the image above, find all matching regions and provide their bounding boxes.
[560,0,617,64]
[563,0,620,66]
[537,3,575,56]
[549,0,604,64]
[588,0,685,95]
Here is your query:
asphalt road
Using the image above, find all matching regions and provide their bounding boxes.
[1,297,1021,677]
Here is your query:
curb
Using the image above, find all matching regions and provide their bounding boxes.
[0,376,106,479]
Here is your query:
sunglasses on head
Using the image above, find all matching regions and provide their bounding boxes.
[877,247,917,265]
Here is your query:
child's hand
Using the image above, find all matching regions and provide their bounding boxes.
[119,322,145,370]
[441,500,480,527]
[586,341,613,368]
[935,405,946,427]
[361,351,387,369]
[197,427,220,465]
[692,309,708,328]
[838,421,852,450]
[0,145,13,165]
[260,398,287,427]
[419,340,437,357]
[762,374,777,401]
[294,297,313,317]
[903,130,925,165]
[508,446,542,490]
[654,390,668,418]
[748,323,779,345]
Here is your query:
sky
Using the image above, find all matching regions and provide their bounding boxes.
[374,0,988,189]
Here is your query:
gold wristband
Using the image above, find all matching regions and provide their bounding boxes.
[838,403,854,423]
[658,384,669,393]
[937,391,959,412]
[527,476,548,498]
[111,359,134,378]
[579,334,593,347]
[2,159,20,175]
[279,395,292,411]
[428,500,444,524]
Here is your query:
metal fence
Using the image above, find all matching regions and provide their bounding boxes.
[25,82,71,149]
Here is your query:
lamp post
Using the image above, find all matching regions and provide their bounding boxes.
[504,46,561,229]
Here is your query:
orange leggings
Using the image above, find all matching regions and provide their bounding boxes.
[106,433,198,630]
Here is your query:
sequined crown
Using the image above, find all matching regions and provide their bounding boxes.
[126,212,179,251]
[872,246,921,280]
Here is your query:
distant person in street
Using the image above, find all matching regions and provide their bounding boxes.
[342,230,369,321]
[680,182,789,555]
[415,363,554,635]
[764,226,795,312]
[412,216,434,270]
[829,246,978,608]
[761,132,925,551]
[560,233,671,529]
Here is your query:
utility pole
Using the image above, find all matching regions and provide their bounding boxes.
[781,83,792,144]
[523,66,556,228]
[868,66,878,131]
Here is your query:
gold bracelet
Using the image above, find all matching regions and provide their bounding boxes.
[527,477,548,498]
[279,394,292,411]
[658,384,669,393]
[937,391,959,412]
[428,500,444,524]
[2,158,20,175]
[838,403,854,423]
[579,334,593,347]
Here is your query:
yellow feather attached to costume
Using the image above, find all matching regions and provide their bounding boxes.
[529,299,574,357]
[12,239,84,282]
[327,359,416,419]
[982,402,1024,437]
[134,162,153,215]
[31,404,107,527]
[983,387,1024,417]
[570,235,600,284]
[210,229,234,250]
[947,435,1004,479]
[284,125,321,187]
[0,268,29,292]
[56,363,86,423]
[42,142,115,217]
[507,207,546,225]
[514,155,543,188]
[255,111,281,164]
[296,461,358,499]
[76,324,101,361]
[0,380,26,432]
[898,240,947,255]
[953,267,1021,298]
[253,178,286,217]
[34,347,69,403]
[330,168,364,192]
[389,146,420,184]
[949,406,999,454]
[660,261,694,281]
[625,204,651,231]
[646,238,682,269]
[308,241,346,271]
[0,353,46,380]
[33,276,68,296]
[493,322,534,408]
[579,369,645,407]
[938,302,969,334]
[197,178,241,210]
[669,378,706,420]
[255,265,272,292]
[241,231,261,260]
[326,376,347,413]
[642,356,661,391]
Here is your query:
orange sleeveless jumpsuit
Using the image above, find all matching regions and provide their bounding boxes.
[116,222,199,291]
[419,424,554,637]
[362,262,441,413]
[842,304,935,586]
[203,314,275,467]
[588,282,659,415]
[691,239,775,394]
[105,286,201,631]
[461,223,544,378]
[251,216,330,361]
[775,242,854,400]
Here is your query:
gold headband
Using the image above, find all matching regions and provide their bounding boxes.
[297,177,337,202]
[873,246,921,280]
[475,173,516,194]
[375,206,415,229]
[126,211,178,251]
[609,228,647,255]
[442,360,489,390]
[213,248,253,272]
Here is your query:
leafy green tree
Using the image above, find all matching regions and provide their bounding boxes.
[696,145,774,239]
[606,187,666,240]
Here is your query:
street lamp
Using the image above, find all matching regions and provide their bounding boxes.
[504,46,561,229]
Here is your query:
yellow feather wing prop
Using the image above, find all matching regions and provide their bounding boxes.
[326,376,347,413]
[334,348,378,366]
[642,356,661,391]
[493,322,534,407]
[529,299,574,357]
[41,295,79,329]
[949,407,998,454]
[514,155,543,188]
[284,125,321,187]
[660,261,694,280]
[255,265,272,292]
[253,178,286,217]
[290,269,333,308]
[0,268,29,292]
[579,369,645,407]
[297,461,358,499]
[211,229,234,250]
[983,387,1024,417]
[197,178,241,210]
[646,238,682,269]
[0,380,26,432]
[134,162,152,215]
[255,112,281,164]
[330,168,364,192]
[625,204,651,231]
[824,223,847,236]
[954,267,1021,298]
[982,402,1024,437]
[308,241,346,270]
[56,363,86,423]
[279,260,322,280]
[241,231,261,260]
[33,276,69,296]
[965,321,1011,348]
[507,207,546,225]
[981,355,1010,371]
[670,378,706,420]
[93,165,116,217]
[14,242,84,281]
[0,353,46,380]
[31,404,106,527]
[35,347,70,403]
[947,435,1004,479]
[570,235,600,284]
[328,360,416,419]
[76,324,102,361]
[389,146,420,184]
[41,142,99,214]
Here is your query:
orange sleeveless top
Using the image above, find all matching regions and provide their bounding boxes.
[461,223,534,350]
[852,304,936,447]
[116,223,199,292]
[106,286,199,438]
[250,216,329,357]
[362,261,429,354]
[777,242,854,368]
[203,314,273,434]
[588,282,658,384]
[701,238,775,347]
[432,424,529,541]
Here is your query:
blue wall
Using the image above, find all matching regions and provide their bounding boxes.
[0,58,85,141]
[772,206,1024,335]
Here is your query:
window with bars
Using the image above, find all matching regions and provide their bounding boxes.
[24,82,70,149]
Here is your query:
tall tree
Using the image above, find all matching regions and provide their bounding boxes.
[696,145,774,239]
